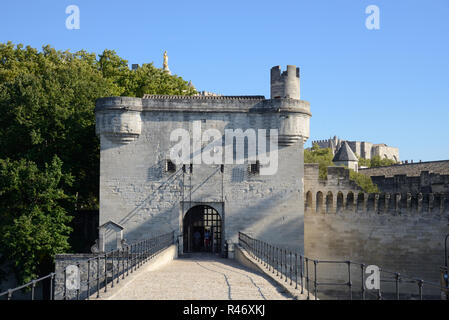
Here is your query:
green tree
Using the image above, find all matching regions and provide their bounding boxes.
[357,156,371,167]
[124,62,197,97]
[357,154,397,168]
[349,170,379,193]
[0,157,73,284]
[370,155,396,167]
[304,143,335,179]
[0,42,196,283]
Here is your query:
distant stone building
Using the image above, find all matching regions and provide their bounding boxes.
[332,141,359,171]
[312,136,399,162]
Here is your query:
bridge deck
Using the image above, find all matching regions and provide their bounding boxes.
[101,253,292,300]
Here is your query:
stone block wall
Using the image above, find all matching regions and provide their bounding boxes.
[303,164,449,299]
[304,164,363,214]
[304,192,449,299]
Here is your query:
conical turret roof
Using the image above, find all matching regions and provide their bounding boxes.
[333,141,358,162]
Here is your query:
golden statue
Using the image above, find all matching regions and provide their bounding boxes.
[163,51,170,74]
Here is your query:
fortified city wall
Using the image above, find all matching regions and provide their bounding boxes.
[304,164,449,298]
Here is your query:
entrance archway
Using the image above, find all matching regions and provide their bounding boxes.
[183,205,222,254]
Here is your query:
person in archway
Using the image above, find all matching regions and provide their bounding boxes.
[193,230,201,251]
[204,229,211,251]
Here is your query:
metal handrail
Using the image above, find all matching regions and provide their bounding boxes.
[238,232,448,300]
[0,230,175,300]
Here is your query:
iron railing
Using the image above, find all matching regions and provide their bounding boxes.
[0,231,175,300]
[238,232,449,300]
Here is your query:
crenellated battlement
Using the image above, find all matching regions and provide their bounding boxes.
[304,163,449,215]
[304,164,361,191]
[311,139,329,144]
[371,171,449,194]
[142,94,266,100]
[270,65,300,100]
[305,189,449,215]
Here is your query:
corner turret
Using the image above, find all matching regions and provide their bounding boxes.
[270,65,300,99]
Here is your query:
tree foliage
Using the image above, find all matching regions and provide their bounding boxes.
[304,143,334,179]
[349,170,379,193]
[357,155,397,168]
[0,157,73,284]
[369,155,396,167]
[0,42,196,283]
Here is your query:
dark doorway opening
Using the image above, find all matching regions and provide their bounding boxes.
[183,205,222,254]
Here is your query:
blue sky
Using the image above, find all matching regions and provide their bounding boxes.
[1,0,448,161]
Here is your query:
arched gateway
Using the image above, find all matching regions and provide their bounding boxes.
[183,205,222,254]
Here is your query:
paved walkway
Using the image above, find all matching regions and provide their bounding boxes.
[103,253,292,300]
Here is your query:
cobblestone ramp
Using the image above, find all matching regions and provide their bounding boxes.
[102,254,292,300]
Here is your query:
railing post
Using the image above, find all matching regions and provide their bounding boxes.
[395,273,400,300]
[96,255,100,298]
[280,248,283,280]
[252,238,254,258]
[300,255,304,294]
[347,261,352,300]
[295,253,298,289]
[111,250,115,289]
[146,239,149,261]
[137,242,140,269]
[50,273,55,301]
[122,247,125,280]
[276,247,279,276]
[126,245,130,276]
[64,267,67,300]
[313,260,317,300]
[87,260,90,300]
[264,243,267,268]
[285,250,288,283]
[76,263,80,300]
[290,251,293,286]
[104,252,108,293]
[418,279,423,300]
[31,280,36,300]
[306,258,310,300]
[256,240,259,261]
[131,244,134,272]
[267,244,271,271]
[140,241,143,267]
[117,249,120,285]
[265,243,268,267]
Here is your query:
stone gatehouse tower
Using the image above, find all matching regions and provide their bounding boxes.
[95,65,311,254]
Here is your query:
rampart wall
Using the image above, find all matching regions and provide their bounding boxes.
[304,164,449,299]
